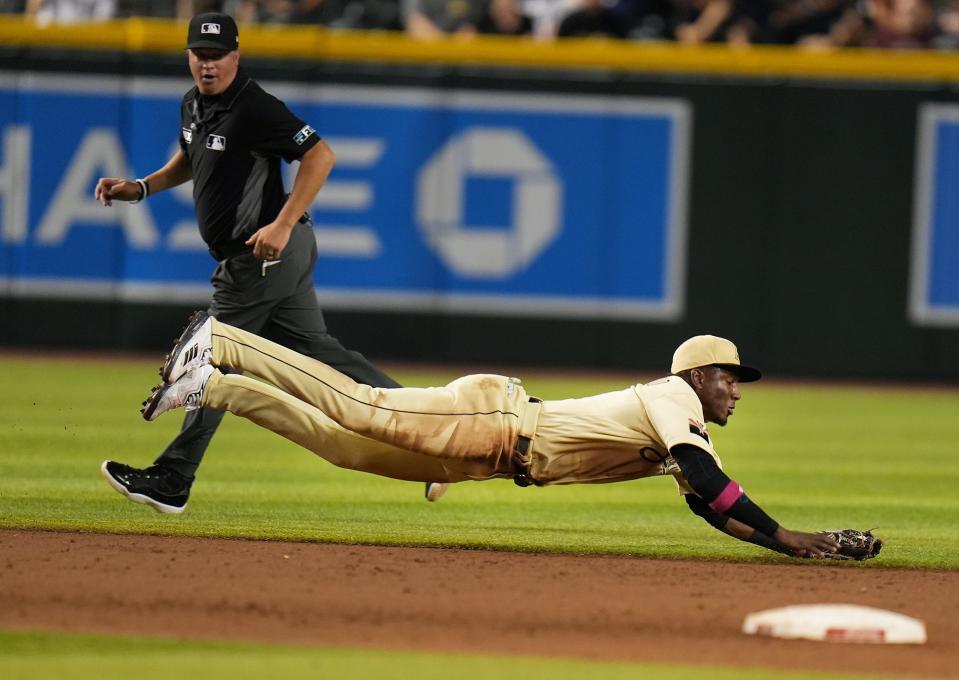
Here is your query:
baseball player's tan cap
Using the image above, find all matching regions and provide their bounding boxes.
[671,335,762,382]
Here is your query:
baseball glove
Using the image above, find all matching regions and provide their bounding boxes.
[819,528,883,561]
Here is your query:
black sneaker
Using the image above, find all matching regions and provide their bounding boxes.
[100,460,191,514]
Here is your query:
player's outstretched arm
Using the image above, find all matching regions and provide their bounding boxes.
[95,150,192,206]
[685,495,792,555]
[672,444,838,558]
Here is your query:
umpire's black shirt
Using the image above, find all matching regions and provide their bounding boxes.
[179,67,321,259]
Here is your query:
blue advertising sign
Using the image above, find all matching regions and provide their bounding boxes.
[0,74,691,320]
[911,104,959,327]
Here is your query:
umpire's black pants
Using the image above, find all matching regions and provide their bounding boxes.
[154,222,400,479]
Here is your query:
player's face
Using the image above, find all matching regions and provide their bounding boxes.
[188,48,239,95]
[695,367,742,426]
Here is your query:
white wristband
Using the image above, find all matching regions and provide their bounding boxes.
[129,178,149,204]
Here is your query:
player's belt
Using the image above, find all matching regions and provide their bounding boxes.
[512,397,542,488]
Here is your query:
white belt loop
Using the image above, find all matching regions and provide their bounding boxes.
[518,398,542,442]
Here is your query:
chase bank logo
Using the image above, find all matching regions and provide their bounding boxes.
[201,23,221,34]
[416,128,563,279]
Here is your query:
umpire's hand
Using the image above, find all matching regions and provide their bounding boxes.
[246,221,293,261]
[95,177,140,206]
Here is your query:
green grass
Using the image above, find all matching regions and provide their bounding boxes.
[1,355,958,568]
[0,630,932,680]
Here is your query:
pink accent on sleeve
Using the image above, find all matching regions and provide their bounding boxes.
[709,480,744,513]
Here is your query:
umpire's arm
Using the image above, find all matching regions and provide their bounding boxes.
[245,139,336,260]
[95,150,192,206]
[276,139,335,233]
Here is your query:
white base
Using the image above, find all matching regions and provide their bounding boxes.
[743,604,926,644]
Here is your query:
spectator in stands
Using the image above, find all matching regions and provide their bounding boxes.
[113,0,176,17]
[764,0,853,44]
[177,0,223,21]
[521,0,580,37]
[477,0,533,34]
[403,0,485,36]
[722,0,773,43]
[26,0,115,22]
[335,0,403,28]
[288,0,402,29]
[935,0,959,48]
[614,0,670,40]
[668,0,733,42]
[557,0,629,36]
[800,0,937,47]
[0,0,26,12]
[662,0,768,44]
[235,0,293,22]
[870,0,936,47]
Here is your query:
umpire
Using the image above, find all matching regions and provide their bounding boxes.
[95,12,445,512]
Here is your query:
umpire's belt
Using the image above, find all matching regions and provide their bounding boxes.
[207,213,311,262]
[512,397,542,487]
[208,242,250,262]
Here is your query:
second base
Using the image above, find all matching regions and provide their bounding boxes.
[742,604,926,644]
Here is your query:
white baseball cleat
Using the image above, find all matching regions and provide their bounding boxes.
[425,482,449,502]
[161,310,213,384]
[141,364,214,421]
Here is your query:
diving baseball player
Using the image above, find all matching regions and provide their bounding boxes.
[127,312,843,558]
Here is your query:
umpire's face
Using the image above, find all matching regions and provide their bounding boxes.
[188,48,240,96]
[690,366,742,426]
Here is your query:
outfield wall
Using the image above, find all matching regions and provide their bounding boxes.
[0,22,958,379]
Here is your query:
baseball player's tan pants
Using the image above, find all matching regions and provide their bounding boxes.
[200,319,534,482]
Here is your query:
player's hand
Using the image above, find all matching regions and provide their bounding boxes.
[245,221,292,261]
[773,527,839,558]
[95,177,138,206]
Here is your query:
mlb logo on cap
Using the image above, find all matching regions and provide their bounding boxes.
[186,12,239,51]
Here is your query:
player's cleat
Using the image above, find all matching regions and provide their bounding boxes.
[100,460,192,514]
[141,364,214,421]
[160,310,213,384]
[425,482,449,502]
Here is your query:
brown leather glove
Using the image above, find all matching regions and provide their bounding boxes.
[818,529,883,561]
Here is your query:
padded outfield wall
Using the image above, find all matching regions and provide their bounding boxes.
[0,19,958,380]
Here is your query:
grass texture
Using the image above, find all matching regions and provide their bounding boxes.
[1,355,958,568]
[0,630,933,680]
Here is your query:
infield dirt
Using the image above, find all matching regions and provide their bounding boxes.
[1,529,956,677]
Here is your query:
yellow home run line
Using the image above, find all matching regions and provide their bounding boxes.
[0,16,958,83]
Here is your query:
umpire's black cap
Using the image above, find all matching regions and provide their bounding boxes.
[186,12,239,51]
